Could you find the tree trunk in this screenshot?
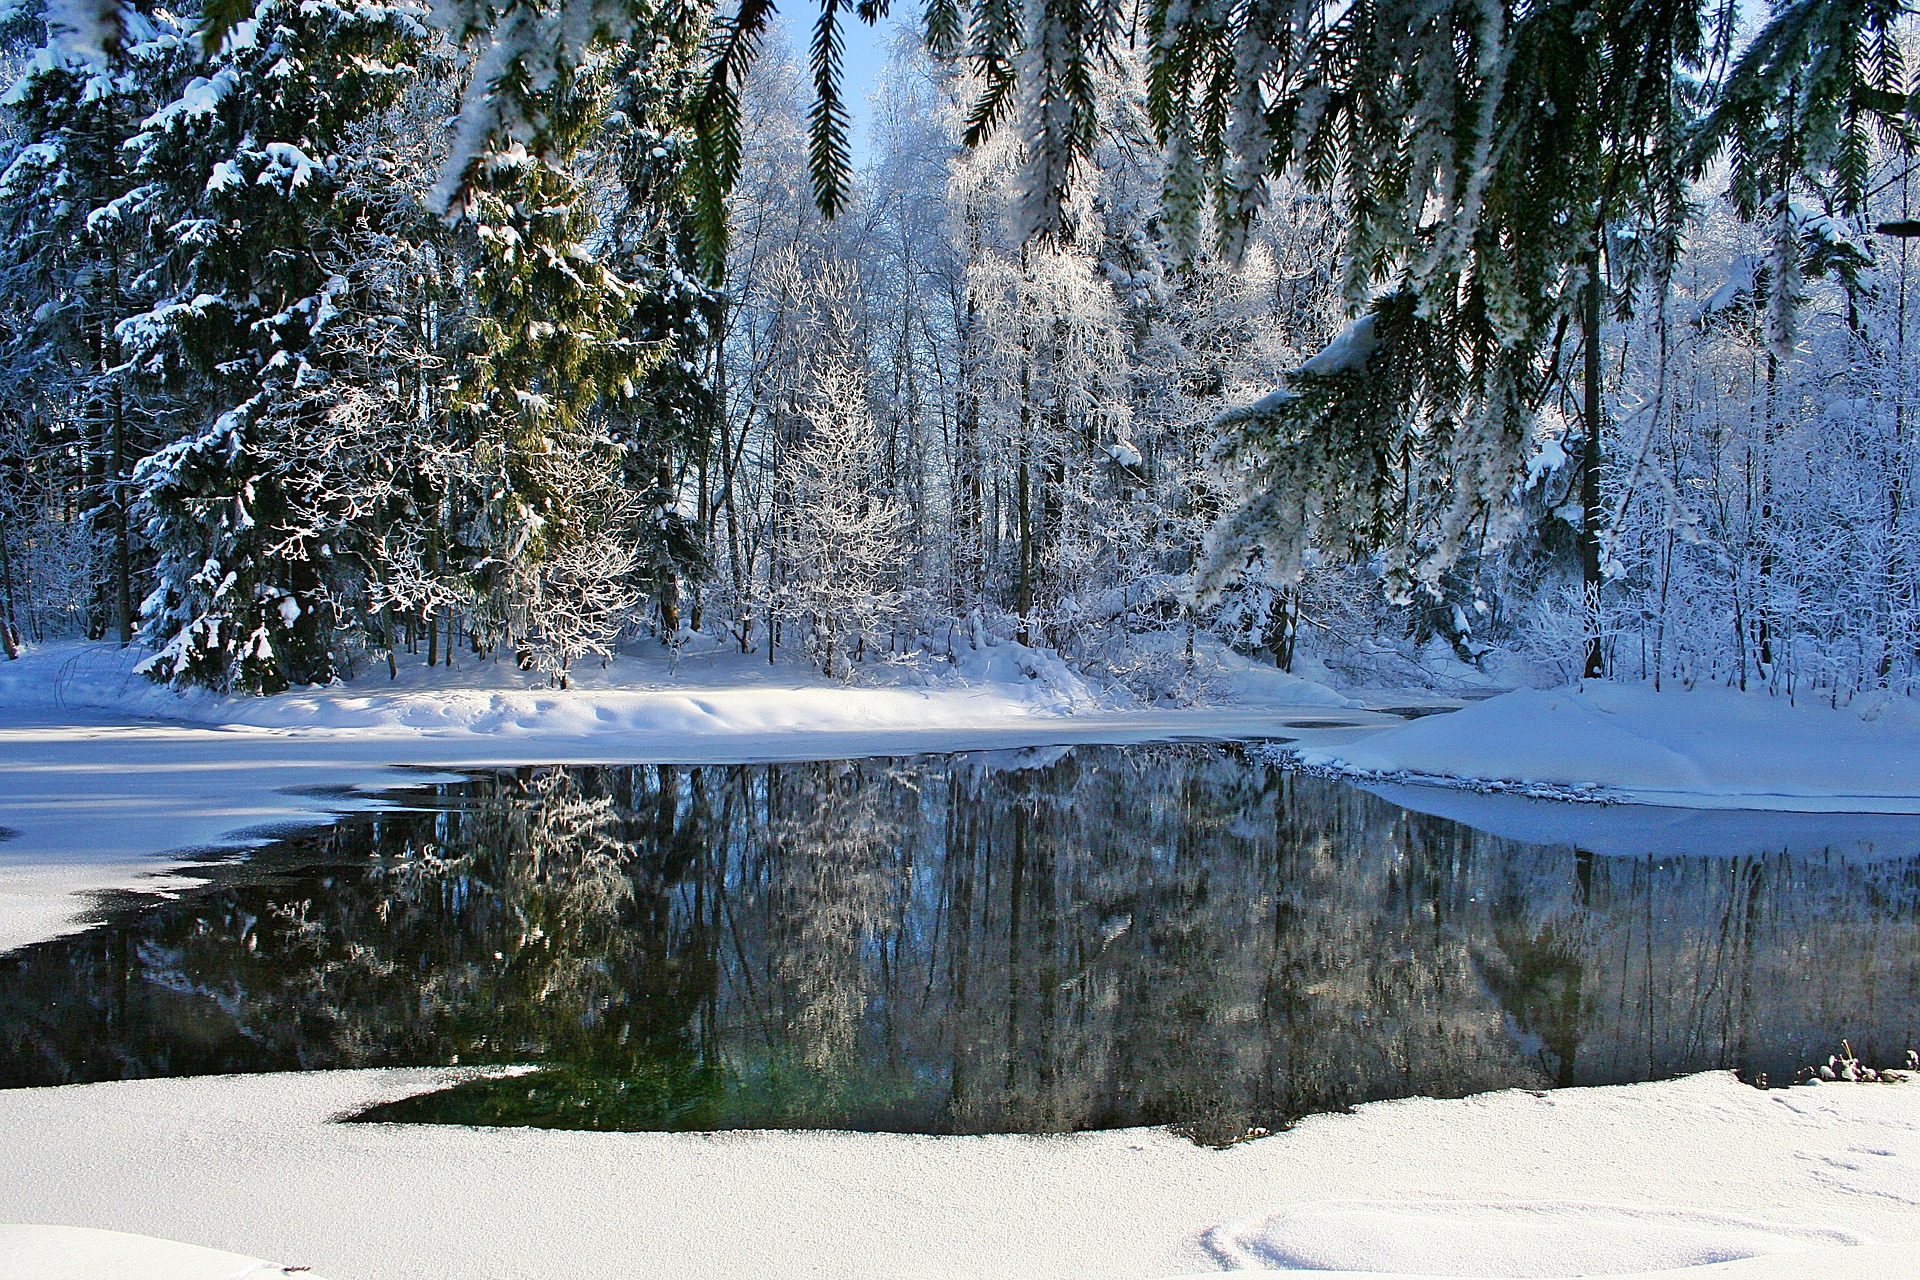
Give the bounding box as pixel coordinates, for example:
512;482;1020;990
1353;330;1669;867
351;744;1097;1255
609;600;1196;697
1015;454;1033;645
661;571;681;638
0;515;19;658
1581;245;1607;680
110;372;131;646
1269;588;1298;671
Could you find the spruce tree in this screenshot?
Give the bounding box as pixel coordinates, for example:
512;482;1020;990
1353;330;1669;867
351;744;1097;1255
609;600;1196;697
434;29;666;676
124;0;430;691
0;1;189;644
597;6;719;638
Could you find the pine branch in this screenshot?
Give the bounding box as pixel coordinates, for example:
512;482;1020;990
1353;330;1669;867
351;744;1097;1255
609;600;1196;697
690;0;778;277
922;0;961;56
810;0;854;218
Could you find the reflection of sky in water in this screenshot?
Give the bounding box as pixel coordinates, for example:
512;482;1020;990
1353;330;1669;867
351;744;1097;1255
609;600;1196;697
0;744;1914;1142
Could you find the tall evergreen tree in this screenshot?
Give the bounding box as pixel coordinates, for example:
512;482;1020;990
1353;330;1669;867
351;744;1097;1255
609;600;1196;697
0;1;188;644
432;28;667;676
598;5;720;637
124;0;431;691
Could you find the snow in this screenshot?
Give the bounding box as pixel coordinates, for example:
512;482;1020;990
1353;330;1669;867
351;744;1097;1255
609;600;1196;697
1204;1201;1865;1276
141;68;241;134
0;1224;325;1280
0;141;59;197
0;1067;1914;1279
1295;681;1920;813
257;142;321;190
1297;311;1378;377
0;635;1359;740
42;0;133;61
1364;782;1920;861
0;640;1384;954
1699;253;1759;319
205;160;244;194
1525;430;1571;487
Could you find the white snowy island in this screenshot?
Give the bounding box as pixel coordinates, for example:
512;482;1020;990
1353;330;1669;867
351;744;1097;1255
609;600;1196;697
1;640;1916;1280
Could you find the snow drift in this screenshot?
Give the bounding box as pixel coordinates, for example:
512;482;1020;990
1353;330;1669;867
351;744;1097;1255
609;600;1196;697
0;1067;1914;1280
1296;681;1920;812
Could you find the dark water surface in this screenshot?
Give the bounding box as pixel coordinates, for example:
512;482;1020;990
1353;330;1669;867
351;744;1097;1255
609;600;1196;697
2;744;1915;1142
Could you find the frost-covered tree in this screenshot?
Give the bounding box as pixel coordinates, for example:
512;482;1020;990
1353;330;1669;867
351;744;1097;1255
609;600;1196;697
120;0;431;691
430;3;716;672
596;10;721;639
440;130;647;652
949;74;1130;644
781;359;904;678
251;68;476;674
679;0;1919;683
0;0;189;645
1579;179;1920;698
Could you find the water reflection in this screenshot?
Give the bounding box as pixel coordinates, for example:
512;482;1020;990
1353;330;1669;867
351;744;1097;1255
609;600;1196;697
1;745;1914;1142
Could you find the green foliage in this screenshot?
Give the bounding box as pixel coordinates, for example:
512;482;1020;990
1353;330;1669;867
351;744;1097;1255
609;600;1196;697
0;5;193;642
0;0;724;689
599;15;722;607
452;136;647;561
436;5;713;656
126;0;432;691
687;0;774;276
1695;0;1914;354
1199;292;1525;603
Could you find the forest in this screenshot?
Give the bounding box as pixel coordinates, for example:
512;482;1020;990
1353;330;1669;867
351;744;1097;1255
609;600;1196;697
1;0;1916;703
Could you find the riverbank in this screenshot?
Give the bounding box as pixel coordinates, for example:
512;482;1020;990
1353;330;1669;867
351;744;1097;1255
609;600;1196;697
0;1067;1913;1279
0;635;1361;735
1294;681;1920;813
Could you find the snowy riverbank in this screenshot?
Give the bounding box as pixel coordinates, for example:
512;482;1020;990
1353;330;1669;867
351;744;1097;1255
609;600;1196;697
0;1067;1914;1280
1295;681;1920;813
4;651;1919;1280
0;635;1359;736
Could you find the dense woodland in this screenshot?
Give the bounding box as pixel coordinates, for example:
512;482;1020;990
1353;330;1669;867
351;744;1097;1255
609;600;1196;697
1;0;1917;700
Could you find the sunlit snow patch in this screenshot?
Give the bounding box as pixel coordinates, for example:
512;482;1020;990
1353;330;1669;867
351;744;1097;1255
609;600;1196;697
0;1223;326;1279
1200;1199;1866;1277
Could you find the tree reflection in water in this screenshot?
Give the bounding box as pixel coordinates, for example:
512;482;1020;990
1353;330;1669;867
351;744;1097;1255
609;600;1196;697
0;745;1914;1142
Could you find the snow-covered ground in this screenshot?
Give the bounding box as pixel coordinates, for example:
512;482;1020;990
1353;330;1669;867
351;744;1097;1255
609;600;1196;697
1365;781;1920;862
0;635;1357;736
0;640;1390;954
0;1224;321;1280
0;1067;1913;1280
1296;681;1920;813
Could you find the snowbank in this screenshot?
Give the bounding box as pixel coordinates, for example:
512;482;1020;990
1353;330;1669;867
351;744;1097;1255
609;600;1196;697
1203;1201;1877;1278
1296;681;1920;812
0;638;1122;736
0;637;1359;736
1365;781;1920;861
0;1067;1913;1280
0;1224;327;1280
0;636;1355;739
